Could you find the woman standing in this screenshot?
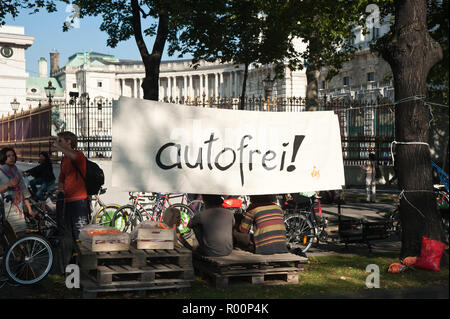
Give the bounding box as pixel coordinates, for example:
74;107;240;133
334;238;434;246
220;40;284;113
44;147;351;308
0;148;35;236
362;153;377;203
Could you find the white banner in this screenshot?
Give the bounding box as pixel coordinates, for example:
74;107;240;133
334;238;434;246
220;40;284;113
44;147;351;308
112;97;345;195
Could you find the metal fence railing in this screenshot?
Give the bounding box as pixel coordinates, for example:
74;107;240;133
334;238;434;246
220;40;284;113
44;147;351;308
0;95;395;165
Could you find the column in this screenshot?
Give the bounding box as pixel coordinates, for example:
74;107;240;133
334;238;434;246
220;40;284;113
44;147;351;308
220;73;224;97
120;79;124;96
183;75;188;100
189;75;193;98
199;74;203;98
157;78;161;100
205;74;209;98
168;77;172;100
174;77;178;100
141;78;144;99
234;72;238;97
215;73;219;97
229;72;232;97
137;78;141;98
133;78;137;98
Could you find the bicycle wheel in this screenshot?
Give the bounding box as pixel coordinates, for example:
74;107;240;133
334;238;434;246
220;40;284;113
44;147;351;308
189;200;205;214
170;203;195;240
112;205;142;233
92;204;121;226
4;235;53;285
284;213;315;253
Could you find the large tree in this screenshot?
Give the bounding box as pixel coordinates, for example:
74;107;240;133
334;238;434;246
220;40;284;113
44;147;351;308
284;0;372;110
172;0;297;110
69;0;193;101
375;0;444;257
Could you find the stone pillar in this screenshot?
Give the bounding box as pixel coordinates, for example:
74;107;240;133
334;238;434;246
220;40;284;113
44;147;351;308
168;77;172;100
205;74;209;98
199;74;203;98
120;79;124;96
229;72;233;97
234;72;238;97
189;75;193;98
133;78;138;98
183;75;188;100
220;73;224;97
174;76;178;100
215;73;219;97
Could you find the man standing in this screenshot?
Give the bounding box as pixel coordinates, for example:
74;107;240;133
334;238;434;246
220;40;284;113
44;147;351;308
188;195;234;257
53;131;89;240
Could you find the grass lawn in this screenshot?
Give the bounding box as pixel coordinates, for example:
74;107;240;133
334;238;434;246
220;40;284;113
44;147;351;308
3;253;447;299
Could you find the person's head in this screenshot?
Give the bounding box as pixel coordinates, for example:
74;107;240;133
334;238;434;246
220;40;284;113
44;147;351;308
162;207;181;228
57;131;77;149
0;147;17;166
39;151;51;164
202;194;223;208
249;194;276;205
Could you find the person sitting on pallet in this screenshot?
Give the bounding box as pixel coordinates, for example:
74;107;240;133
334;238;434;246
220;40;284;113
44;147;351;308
237;195;288;255
187;194;235;257
162;207;195;251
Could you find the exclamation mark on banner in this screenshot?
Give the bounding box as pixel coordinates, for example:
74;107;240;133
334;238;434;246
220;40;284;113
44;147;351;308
286;135;305;172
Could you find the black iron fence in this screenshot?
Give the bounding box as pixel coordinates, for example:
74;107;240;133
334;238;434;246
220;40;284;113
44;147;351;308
0;96;394;165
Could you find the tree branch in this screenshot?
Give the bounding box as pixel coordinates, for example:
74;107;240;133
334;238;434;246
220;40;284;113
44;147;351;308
130;0;150;59
139;7;150;18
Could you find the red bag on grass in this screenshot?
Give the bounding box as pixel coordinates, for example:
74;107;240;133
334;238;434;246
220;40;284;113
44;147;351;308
414;236;446;272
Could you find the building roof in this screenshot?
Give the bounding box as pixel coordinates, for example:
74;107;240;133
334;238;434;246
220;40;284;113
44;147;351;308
64;51;120;68
26;77;64;96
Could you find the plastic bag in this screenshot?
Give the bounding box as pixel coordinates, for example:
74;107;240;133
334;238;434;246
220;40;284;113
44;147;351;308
388;263;406;274
402;256;417;267
414;236;446;272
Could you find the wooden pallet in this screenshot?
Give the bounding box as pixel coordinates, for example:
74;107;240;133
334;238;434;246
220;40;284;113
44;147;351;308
193;249;308;288
78;245;147;270
141;247;193;267
79;246;194;298
80;276;192;298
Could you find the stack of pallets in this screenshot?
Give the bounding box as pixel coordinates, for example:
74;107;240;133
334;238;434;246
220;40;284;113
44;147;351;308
193;249;308;288
79;245;194;298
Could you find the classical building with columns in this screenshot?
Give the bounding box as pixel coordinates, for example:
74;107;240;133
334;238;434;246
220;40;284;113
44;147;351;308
48;50;308;103
0;25;34;116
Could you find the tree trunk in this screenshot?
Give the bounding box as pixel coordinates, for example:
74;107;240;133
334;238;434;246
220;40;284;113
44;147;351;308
239;62;249;110
305;66;320;111
305;26;320;111
131;0;168;101
380;0;444;257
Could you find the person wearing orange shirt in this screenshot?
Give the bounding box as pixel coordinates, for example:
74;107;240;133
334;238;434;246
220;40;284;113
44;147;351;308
53;131;89;240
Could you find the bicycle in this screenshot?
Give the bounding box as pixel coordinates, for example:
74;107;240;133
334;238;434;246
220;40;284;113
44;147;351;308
89;187;122;227
282;194;328;253
111;192;195;238
1;194;54;286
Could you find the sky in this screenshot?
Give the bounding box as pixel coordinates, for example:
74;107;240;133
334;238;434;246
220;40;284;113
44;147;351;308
4;2;190;77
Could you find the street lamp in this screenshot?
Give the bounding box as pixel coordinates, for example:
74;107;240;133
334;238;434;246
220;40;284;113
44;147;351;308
10;98;20;112
262;73;274;111
44;80;56;105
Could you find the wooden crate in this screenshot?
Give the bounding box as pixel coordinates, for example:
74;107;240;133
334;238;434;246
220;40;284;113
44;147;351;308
136;227;175;250
79;232;130;252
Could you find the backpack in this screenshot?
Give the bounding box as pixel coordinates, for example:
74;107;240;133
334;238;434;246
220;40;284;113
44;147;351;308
72;157;105;195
